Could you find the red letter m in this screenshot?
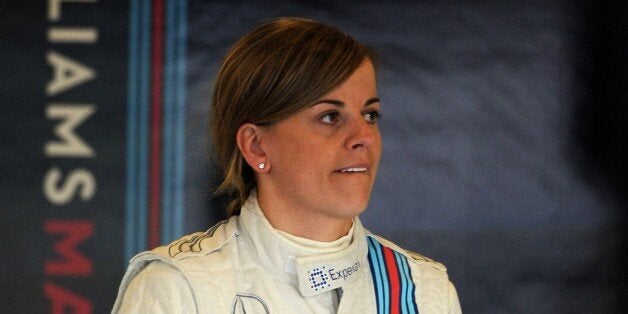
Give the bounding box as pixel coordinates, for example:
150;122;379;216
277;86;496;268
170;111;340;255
45;220;94;276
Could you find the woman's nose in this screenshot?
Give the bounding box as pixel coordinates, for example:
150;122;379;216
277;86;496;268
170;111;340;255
346;117;378;150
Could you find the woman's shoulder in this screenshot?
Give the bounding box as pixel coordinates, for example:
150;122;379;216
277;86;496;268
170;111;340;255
364;233;461;313
130;216;239;265
120;217;241;294
112;218;241;312
364;233;448;274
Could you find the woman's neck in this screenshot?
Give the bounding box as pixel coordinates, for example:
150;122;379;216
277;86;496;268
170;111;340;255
276;224;353;252
255;189;354;242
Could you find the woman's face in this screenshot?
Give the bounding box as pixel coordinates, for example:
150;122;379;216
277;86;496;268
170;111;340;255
259;59;381;223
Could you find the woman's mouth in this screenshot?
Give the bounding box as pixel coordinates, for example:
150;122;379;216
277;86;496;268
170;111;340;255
340;167;368;173
335;163;370;173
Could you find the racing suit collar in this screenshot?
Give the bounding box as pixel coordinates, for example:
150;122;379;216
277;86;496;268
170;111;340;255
239;192;369;297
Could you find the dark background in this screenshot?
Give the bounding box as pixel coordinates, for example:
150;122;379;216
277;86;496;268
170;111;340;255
1;1;626;312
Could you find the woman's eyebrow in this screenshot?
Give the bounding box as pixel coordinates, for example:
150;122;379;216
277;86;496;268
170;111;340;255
311;97;380;107
365;97;380;107
312;99;345;107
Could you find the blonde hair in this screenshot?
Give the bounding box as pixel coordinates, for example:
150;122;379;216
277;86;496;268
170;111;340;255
210;17;376;216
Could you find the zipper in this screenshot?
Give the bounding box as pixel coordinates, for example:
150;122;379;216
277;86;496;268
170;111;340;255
333;288;343;312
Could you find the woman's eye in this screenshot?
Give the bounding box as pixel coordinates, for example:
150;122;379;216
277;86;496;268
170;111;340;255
320;112;339;124
364;111;380;123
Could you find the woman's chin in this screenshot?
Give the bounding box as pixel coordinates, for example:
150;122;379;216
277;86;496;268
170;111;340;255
325;197;370;220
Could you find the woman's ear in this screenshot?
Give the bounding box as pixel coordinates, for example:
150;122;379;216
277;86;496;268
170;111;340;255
236;123;269;172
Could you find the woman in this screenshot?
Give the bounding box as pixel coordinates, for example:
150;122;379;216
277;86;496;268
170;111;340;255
113;17;461;313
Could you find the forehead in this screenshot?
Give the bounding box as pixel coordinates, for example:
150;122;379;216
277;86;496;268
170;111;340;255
318;60;377;100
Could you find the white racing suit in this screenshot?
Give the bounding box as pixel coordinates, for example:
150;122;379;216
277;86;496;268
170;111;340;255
113;194;461;313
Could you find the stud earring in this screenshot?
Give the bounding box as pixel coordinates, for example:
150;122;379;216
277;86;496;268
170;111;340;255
257;162;265;170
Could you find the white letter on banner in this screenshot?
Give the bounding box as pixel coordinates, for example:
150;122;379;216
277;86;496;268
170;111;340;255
46;51;96;96
48;27;98;43
44;168;96;205
45;104;95;157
